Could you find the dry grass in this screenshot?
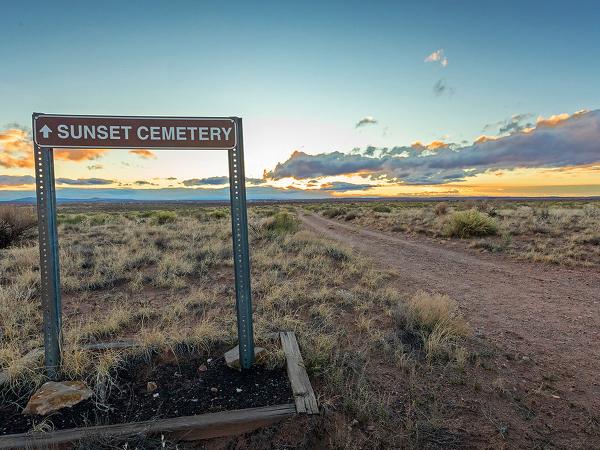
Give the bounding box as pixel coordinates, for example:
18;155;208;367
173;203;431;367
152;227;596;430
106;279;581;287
0;204;477;448
394;291;469;362
312;199;600;266
443;209;498;238
0;205;37;249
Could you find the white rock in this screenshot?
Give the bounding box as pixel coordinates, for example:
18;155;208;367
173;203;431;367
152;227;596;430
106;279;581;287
224;345;267;370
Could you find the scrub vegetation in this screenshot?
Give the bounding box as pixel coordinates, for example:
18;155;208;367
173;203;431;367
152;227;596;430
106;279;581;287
309;199;600;266
0;205;36;249
0;202;513;448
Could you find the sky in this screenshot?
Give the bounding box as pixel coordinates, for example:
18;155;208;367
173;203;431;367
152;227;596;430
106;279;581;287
1;0;600;200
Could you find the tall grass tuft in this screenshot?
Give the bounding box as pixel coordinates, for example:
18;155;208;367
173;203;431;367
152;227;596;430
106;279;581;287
443;209;498;238
394;291;469;361
0;206;36;249
263;211;298;234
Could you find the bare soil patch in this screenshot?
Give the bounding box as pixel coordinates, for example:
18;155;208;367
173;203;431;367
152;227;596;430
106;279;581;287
0;350;292;436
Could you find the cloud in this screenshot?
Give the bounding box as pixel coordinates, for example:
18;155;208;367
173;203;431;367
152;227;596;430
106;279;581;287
56;177;114;186
0;128;34;168
433;79;454;97
319;181;374;192
1;127;109;169
129;149;156;159
87;164;104;170
355;117;378;128
134;180;158;186
182;176;266;186
54;149;108;162
484;113;534;135
246;177;267;185
411;140;449;151
265;110;600;185
0;174;35;186
0;129;30;152
425;49;448;67
183;176;229;186
536;110;587;128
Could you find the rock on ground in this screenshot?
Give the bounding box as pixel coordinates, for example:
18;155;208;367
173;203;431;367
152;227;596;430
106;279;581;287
22;381;93;416
224;345;267;370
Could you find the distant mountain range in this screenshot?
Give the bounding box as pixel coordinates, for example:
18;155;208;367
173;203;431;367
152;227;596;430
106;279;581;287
2;193;599;205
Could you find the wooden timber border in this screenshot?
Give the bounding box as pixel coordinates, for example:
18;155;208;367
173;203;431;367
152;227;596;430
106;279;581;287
0;331;318;449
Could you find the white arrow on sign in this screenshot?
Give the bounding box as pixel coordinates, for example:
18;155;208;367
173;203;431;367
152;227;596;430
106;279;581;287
40;125;52;139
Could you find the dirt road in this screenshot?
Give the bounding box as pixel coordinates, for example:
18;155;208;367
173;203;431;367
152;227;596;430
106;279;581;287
301;212;600;447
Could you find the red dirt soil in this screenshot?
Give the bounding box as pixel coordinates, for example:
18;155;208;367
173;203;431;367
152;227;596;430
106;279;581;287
301;212;600;448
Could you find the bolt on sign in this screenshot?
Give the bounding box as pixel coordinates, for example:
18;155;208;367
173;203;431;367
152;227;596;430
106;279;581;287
32;113;254;378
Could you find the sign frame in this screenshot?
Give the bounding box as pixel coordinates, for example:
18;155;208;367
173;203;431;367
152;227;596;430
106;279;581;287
32;113;255;379
33;114;238;150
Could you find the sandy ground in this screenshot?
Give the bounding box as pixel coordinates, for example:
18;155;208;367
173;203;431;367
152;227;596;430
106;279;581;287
301;212;600;448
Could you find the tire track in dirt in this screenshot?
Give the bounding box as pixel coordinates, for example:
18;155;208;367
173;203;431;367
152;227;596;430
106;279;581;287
301;212;600;445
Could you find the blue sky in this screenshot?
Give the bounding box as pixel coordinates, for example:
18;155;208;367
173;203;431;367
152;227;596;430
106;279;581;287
1;0;600;199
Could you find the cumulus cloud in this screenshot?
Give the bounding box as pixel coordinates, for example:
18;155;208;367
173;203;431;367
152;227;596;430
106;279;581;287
129;149;156;159
355;117;378;128
134;180;157;186
0;174;35;186
411;140;449;151
265;110;600;185
425;49;448;67
56;178;114;186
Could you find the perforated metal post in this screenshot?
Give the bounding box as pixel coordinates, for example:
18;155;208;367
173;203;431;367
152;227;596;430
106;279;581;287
33;143;62;380
228;117;255;369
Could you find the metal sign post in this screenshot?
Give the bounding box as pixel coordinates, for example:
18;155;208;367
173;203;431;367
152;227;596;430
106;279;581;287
228;118;255;368
33;144;62;380
32;113;256;376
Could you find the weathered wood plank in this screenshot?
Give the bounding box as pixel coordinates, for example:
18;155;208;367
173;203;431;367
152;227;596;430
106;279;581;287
280;331;319;415
0;403;297;449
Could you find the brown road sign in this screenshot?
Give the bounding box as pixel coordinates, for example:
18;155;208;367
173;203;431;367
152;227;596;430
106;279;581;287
33;114;237;150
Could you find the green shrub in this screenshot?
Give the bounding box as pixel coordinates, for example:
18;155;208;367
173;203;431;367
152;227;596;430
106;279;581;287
443;209;498;238
209;209;228;220
89;214;111;226
264;212;298;234
59;214;87;225
0;206;37;248
322;207;347;219
137;211;155;218
373;205;392;213
152;211;177;225
255;207;279;218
